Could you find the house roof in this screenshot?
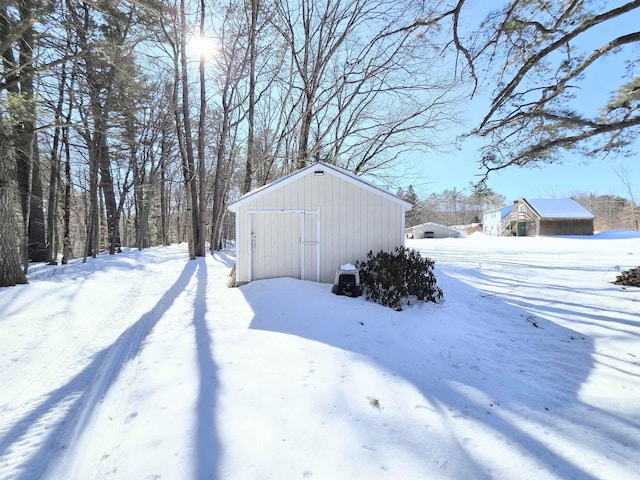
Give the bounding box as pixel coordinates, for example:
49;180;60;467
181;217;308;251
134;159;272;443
228;162;413;210
499;205;515;219
523;198;595;220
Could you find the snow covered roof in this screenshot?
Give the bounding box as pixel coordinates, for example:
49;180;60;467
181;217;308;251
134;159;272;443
408;222;455;230
228;161;412;210
523;198;595;219
499;205;515;219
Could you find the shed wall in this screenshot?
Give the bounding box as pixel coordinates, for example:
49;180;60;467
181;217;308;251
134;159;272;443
235;172;406;284
410;223;458;239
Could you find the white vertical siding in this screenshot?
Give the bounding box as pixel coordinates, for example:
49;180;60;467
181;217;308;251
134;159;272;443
233;168;407;285
483;210;504;236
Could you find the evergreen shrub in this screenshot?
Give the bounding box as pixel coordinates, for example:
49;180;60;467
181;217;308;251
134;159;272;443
356;246;443;310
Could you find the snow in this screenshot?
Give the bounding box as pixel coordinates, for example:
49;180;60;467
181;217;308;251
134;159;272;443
525;198;595;219
339;263;357;271
1;233;639;480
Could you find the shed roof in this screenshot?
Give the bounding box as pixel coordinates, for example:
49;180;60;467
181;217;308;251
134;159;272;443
228;161;412;210
409;222;453;230
523;198;595;219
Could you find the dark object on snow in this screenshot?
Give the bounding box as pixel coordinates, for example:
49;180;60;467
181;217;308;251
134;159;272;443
614;266;640;287
331;267;361;297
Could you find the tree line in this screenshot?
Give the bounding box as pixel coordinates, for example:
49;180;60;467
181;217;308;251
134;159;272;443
398;185;506;227
573;193;639;232
400;185;639;232
1;0;638;287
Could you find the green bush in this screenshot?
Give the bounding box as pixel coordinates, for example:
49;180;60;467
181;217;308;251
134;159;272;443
356;247;443;310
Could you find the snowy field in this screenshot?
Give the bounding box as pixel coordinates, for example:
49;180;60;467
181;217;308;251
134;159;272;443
1;232;639;480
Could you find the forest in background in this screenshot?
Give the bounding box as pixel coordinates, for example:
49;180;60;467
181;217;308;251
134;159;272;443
399;185;640;232
1;0;639;286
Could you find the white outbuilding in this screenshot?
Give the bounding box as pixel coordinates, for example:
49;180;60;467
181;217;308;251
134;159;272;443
405;222;459;239
228;162;412;286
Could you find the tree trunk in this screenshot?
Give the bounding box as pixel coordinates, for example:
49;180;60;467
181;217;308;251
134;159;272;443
210;107;229;253
95;121;120;255
196;0;207;256
172;73;194;259
0;123;28;286
243;0;258;194
1;2;42;267
133;176;149;249
61;126;72;264
28;140;47;261
18;0;46;263
84;136;100;261
48;50;69;264
180;0;200;258
298;90;313;170
160;128;170;246
47;125;61;264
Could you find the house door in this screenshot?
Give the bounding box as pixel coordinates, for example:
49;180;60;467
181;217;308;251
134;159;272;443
251;212;301;281
517;221;527;236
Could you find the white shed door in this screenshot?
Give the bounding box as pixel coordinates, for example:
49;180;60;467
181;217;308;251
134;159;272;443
251;212;301;280
301;210;319;281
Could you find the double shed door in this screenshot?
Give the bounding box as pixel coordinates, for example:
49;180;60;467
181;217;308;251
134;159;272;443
250;210;319;282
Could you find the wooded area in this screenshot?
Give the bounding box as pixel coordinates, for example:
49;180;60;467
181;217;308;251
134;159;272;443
400;186;639;232
1;0;638;287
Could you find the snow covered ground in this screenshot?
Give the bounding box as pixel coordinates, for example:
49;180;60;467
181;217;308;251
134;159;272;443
1;232;639;480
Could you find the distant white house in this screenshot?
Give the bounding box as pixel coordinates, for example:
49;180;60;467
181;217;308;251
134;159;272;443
405;222;459;239
228;162;412;286
483;205;515;236
484;199;595;236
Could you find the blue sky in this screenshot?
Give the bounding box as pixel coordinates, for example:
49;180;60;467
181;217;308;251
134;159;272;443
397;1;639;204
408;131;638;203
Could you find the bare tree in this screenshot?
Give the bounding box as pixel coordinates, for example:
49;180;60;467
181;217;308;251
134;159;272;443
196;0;208;256
179;0;202;257
155;0;204;259
242;0;259;194
573;192;634;231
615;161;639;230
268;0;462;175
44;31;75;265
210;0;252;251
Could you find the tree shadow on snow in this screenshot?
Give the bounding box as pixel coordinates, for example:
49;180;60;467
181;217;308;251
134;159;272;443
437;265;640;337
0;247;188;321
212;250;235;268
0;260;220;480
242;273;636;479
193;259;220;480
